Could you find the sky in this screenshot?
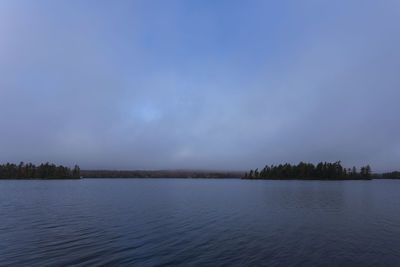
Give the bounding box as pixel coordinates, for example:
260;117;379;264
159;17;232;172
0;0;399;172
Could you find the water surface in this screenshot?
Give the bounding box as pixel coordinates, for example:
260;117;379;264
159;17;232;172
1;179;400;266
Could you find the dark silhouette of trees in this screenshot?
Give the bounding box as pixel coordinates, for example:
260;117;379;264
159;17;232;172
380;171;400;179
0;162;80;179
73;165;80;177
79;170;244;179
243;161;372;180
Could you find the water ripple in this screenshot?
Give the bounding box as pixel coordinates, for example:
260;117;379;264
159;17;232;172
1;179;400;266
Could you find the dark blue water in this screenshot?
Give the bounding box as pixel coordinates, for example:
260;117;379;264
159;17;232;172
1;179;400;266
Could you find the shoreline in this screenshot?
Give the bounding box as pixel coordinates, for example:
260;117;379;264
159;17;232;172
1;177;398;180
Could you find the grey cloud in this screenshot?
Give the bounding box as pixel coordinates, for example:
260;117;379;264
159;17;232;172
0;1;399;171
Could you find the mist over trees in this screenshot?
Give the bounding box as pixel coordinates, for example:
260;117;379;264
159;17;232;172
0;162;80;179
80;170;243;179
244;161;372;180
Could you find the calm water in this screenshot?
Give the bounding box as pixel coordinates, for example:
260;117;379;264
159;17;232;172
1;179;400;266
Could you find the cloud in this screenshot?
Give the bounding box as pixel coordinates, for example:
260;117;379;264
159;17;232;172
0;0;399;171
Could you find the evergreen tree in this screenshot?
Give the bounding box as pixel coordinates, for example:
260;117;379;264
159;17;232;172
242;161;371;180
73;165;81;178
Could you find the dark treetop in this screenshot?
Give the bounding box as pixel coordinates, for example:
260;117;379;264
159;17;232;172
244;161;372;180
0;162;80;179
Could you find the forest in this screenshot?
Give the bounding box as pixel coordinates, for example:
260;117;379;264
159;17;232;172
0;162;80;179
80;170;244;179
243;161;372;180
2;161;398;180
379;171;400;179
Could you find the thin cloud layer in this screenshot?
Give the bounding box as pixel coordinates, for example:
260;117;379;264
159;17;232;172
0;1;399;171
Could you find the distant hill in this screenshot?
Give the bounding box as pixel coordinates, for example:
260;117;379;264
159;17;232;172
80;170;244;179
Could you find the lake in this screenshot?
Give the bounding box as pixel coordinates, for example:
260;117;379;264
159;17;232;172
1;179;400;266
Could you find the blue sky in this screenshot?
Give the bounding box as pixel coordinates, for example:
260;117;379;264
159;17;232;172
1;0;399;171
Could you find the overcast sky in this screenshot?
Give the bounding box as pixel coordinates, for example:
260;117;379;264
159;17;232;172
0;0;399;171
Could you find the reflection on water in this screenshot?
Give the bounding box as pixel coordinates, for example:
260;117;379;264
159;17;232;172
1;179;400;266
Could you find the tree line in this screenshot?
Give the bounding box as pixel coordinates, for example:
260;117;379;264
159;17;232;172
0;162;80;179
243;161;372;180
379;171;400;179
80;170;244;179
